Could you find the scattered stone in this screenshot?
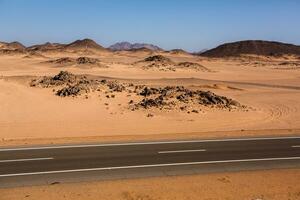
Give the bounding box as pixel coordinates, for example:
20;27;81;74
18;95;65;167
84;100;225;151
100;79;107;84
180;106;187;111
107;81;126;92
129;100;134;104
140;87;160;96
50;182;60;185
147;113;154;117
56;83;89;97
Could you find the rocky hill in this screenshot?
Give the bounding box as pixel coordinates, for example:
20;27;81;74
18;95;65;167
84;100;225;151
27;42;65;51
0;41;26;51
65;38;105;50
200;40;300;57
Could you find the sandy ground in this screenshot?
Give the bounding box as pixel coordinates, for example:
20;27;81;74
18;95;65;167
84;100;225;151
1;52;300;199
0;52;300;146
1;169;300;200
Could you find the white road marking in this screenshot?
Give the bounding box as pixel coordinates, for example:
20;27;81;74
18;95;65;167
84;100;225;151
292;145;300;148
158;149;206;154
0;136;300;152
0;157;53;163
1;156;300;177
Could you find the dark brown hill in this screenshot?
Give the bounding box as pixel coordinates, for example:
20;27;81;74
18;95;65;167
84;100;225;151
200;40;300;57
65;39;105;50
0;41;26;51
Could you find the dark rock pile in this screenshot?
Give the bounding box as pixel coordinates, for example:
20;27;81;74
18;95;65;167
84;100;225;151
144;55;173;63
56;83;90;97
106;81;126;92
30;71;79;87
30;71;95;97
177;62;210;71
131;86;242;111
30;71;128;97
76;57;99;64
30;71;244;111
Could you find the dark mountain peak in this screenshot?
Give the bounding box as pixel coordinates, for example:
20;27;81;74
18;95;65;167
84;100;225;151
201;40;300;57
8;41;26;50
66;38;104;50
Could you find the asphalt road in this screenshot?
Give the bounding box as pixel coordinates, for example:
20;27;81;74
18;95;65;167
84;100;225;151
1;136;300;188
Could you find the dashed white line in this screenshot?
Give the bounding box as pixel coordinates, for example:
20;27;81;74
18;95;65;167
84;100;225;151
292;145;300;148
0;136;300;152
1;156;300;177
158;149;206;154
0;157;54;163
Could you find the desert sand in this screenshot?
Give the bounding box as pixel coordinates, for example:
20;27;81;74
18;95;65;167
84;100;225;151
1;43;300;200
1;169;300;200
1;49;300;146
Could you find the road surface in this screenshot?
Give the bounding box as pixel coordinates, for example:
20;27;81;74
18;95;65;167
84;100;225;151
1;136;300;188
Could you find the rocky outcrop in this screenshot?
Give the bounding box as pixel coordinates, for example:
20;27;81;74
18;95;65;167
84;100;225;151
30;71;244;111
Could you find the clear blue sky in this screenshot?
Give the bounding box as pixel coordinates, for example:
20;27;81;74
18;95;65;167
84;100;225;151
0;0;299;52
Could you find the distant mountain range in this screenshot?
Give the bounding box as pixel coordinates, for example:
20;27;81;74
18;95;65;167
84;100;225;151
1;39;300;57
27;39;105;52
109;42;163;51
200;40;300;57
